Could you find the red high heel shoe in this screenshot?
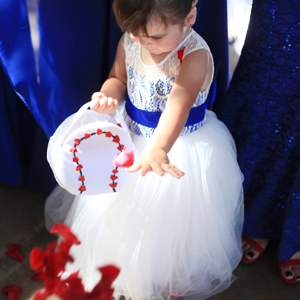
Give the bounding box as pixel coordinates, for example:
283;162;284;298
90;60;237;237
278;259;300;284
241;235;266;264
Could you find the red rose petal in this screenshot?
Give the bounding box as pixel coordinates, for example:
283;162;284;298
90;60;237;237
50;224;80;265
105;131;112;137
1;285;22;300
110;175;118;181
117;145;124;151
76;164;83;171
78;185;86;192
6;251;24;263
112;147;134;168
30;247;47;271
98;265;120;287
50;224;80;247
112;135;120;143
44;252;63;278
8;244;21;252
109;182;118;188
56;271;85;299
78;176;85;181
89;265;120;298
46;241;57;250
112;169;119;174
6;245;24;263
28;224;120;300
85;133;91;139
74;138;81;146
97;128;103;135
73;157;79;162
177;46;186;65
69;147;77;153
117;123;122;127
31;273;43;280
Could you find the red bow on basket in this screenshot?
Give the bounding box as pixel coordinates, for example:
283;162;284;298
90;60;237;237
29;223;120;300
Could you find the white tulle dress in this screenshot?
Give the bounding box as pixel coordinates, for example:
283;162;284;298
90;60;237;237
45;29;244;300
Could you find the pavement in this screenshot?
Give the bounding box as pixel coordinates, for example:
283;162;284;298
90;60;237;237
0;182;299;300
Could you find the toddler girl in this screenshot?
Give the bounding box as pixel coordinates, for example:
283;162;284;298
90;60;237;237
46;0;244;299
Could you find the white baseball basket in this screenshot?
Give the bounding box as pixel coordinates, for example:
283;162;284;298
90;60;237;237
47;102;135;196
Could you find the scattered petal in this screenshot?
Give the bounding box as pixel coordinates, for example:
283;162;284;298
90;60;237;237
6;245;24;263
31;273;43;280
8;244;21;252
44;252;63;278
30;224;120;300
89;266;120;299
1;285;22;300
51;223;81;257
112;147;134;167
30;247;47;272
46;241;58;251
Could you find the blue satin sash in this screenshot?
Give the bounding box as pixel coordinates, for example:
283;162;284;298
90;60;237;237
125;81;216;129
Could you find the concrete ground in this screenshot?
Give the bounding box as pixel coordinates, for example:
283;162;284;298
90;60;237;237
0;183;299;300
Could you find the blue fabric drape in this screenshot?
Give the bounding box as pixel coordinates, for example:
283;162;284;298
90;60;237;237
0;0;229;193
194;0;230;113
0;65;53;193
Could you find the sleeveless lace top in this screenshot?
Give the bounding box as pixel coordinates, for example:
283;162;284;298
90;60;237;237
124;29;214;138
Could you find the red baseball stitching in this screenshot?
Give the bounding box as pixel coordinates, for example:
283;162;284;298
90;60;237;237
70;128;124;194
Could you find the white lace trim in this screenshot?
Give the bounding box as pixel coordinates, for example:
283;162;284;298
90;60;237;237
124;29;214;137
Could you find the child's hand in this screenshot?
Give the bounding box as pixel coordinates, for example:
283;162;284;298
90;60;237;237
126;147;184;179
90;92;119;114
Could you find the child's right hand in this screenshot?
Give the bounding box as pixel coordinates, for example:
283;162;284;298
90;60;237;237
90;92;119;114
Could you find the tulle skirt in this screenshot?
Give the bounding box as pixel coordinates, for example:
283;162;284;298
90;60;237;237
45;110;244;300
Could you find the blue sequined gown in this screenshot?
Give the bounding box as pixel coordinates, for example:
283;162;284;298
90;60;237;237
217;0;300;260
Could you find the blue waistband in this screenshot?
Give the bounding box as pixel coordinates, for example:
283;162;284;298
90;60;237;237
125;81;216;129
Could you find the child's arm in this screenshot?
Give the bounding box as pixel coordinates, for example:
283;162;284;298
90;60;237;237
90;34;127;114
127;49;212;178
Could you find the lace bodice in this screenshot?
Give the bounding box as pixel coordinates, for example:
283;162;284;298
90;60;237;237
124;29;214;137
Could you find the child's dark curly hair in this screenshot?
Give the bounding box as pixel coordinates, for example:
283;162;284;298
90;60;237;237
113;0;198;37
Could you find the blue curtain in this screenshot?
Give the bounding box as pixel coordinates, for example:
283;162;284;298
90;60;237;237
0;0;229;193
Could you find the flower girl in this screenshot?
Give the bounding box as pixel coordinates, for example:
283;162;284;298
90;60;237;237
46;0;244;299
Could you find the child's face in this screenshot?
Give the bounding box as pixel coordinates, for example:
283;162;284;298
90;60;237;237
129;16;189;56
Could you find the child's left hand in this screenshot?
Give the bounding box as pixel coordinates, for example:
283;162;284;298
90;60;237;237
126;147;184;179
90;92;119;114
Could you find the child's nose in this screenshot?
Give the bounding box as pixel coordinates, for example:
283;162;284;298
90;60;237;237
139;37;152;47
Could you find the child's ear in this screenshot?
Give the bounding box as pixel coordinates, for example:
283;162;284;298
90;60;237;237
185;6;197;27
